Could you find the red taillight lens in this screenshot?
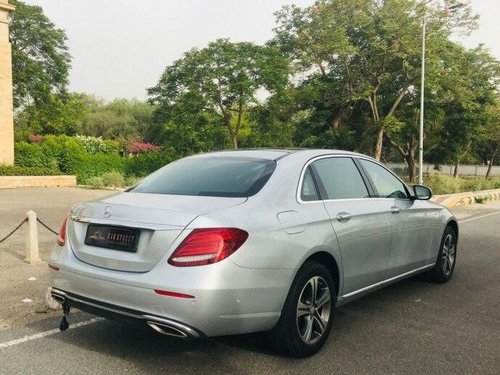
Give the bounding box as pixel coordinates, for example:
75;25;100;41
168;228;248;267
56;218;68;246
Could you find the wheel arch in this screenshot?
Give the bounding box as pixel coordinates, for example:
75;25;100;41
446;219;459;241
303;251;340;297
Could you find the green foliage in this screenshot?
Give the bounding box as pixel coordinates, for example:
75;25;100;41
424;174;500;195
148;39;289;149
61;152;125;184
101;171;125;188
75;135;116;153
14;135;124;183
78;99;155;140
15;93;89;135
13;135;168;183
85;176;105;189
10;0;71;111
123;153;171;177
0;165;60;176
424;174;462;194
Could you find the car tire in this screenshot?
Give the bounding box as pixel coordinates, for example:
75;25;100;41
425;226;458;283
267;261;336;357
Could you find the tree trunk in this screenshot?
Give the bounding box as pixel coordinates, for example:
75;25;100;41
374;127;384;160
224;117;238;149
485;146;498;179
453;159;459;178
231;134;238;149
406;154;417;183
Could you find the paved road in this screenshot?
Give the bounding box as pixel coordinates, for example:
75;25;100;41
0;199;499;374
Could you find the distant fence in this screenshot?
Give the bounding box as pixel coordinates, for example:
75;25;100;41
386;163;500;177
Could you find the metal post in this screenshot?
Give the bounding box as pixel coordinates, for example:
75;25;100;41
25;210;41;264
419;17;426;185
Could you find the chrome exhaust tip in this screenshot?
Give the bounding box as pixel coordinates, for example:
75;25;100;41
50;289;67;304
146;321;189;338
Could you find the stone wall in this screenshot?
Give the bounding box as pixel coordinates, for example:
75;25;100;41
0;0;15;165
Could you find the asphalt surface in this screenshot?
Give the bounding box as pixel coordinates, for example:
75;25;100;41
0;187;112;329
0;194;499;374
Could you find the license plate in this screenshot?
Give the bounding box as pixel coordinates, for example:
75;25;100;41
84;225;140;252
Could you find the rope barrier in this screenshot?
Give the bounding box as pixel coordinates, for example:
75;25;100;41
0;216;59;245
0;218;28;244
36;218;58;235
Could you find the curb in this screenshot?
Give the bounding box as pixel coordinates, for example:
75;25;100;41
432;189;500;208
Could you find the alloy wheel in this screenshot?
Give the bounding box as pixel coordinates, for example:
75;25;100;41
296;276;331;344
442;233;456;275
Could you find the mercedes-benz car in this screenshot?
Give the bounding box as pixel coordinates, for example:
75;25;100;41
49;149;458;357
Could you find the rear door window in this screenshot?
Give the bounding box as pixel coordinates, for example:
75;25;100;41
311;157;369;200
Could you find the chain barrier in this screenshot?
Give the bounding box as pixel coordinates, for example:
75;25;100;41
36;218;58;235
0;216;59;245
0;218;27;244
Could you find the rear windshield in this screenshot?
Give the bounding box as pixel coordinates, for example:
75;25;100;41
130;156;276;197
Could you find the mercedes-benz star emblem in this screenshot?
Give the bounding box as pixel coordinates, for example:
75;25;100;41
103;206;112;218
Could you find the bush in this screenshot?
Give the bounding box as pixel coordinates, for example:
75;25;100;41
69;153;125;184
75;135;116;154
425;174;500;195
86;176;105;189
125;176;143;187
15;142;57;168
15;135;126;184
124;152;170;177
425;174;462;195
0;165;60;176
14;135;172;183
101;171;125;188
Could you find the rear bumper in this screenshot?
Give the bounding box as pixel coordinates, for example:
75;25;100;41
51;288;203;338
50;244;292;337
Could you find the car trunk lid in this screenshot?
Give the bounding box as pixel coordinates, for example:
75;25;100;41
67;192;246;272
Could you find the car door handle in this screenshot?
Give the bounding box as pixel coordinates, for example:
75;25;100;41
336;212;352;222
390;206;401;214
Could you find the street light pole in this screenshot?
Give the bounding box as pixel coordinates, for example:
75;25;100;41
419;16;426;185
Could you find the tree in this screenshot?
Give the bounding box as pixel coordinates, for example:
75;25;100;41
78;99;155;140
15;92;90;136
480;99;500;179
148;39;289;149
10;0;71;111
423;45;500;178
272;0;477;160
386;44;499;181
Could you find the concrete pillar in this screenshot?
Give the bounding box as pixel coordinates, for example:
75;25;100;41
0;0;15;166
25;210;41;264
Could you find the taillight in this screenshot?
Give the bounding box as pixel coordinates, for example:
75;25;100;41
56;218;68;246
168;228;248;267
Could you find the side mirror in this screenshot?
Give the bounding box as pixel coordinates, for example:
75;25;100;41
413;184;432;200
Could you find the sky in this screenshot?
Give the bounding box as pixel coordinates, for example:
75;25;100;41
20;0;500;101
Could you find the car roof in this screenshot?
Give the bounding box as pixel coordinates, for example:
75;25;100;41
187;148;371;161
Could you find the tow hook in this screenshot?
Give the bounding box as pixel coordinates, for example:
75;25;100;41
59;302;70;331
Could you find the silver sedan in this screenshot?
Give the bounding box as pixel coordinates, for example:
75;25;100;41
49;149;458;357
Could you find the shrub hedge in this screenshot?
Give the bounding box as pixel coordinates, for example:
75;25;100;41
14;135;169;184
0;165;60;176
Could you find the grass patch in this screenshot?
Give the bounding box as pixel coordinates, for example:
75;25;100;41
423;174;500;195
